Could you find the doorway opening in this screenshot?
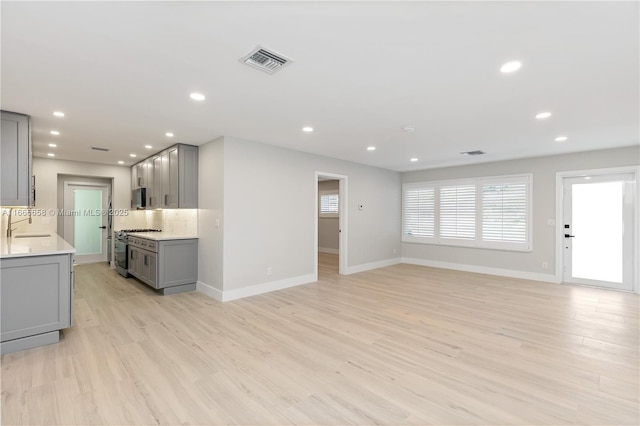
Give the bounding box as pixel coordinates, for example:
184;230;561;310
59;175;113;265
315;172;347;280
556;167;638;292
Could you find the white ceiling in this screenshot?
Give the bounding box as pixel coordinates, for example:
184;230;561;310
2;1;638;172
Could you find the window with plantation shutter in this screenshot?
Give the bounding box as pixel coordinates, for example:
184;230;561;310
439;184;476;240
402;174;531;251
319;191;339;217
482;180;527;243
403;186;435;239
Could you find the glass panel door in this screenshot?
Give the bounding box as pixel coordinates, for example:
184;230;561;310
73;189;103;255
563;174;635;291
63;184;109;264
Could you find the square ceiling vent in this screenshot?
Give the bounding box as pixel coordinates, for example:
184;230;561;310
241;46;293;74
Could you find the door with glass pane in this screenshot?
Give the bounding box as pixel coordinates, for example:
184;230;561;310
563;174;635;291
63;184;109;264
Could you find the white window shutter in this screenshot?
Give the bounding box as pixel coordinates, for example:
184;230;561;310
320;193;339;215
439;184;476;240
482;182;527;243
403;187;435;237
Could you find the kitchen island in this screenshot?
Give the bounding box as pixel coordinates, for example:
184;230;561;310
0;233;75;354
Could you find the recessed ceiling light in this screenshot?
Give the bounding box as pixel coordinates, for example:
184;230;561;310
410;157;419;162
535;112;552;120
165;132;174;138
403;126;416;133
53;111;65;117
302;126;314;133
48;143;57;148
554;136;568;142
190;92;205;101
50;130;60;136
118;161;124;165
129;154;137;158
47;153;55;157
500;60;522;73
145;145;153;149
367;146;376;151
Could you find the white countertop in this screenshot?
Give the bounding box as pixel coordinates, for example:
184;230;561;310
0;233;76;258
126;232;198;241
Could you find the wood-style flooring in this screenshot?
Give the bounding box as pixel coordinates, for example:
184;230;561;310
1;254;638;425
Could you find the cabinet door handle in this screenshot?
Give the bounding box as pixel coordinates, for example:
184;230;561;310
164;194;168;205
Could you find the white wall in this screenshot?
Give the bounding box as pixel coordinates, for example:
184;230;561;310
318;180;339;252
401;145;640;280
197;136;401;299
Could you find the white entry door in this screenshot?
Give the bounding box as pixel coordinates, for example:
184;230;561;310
64;184;109;264
562;173;635;291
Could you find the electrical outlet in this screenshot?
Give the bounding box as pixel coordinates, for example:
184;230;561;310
542;261;549;270
266;266;273;276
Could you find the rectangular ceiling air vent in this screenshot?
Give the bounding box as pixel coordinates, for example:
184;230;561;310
241;46;293;74
460;150;486;156
91;147;110;152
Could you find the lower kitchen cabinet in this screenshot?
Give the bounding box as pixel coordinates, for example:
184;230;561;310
0;253;74;354
128;237;197;295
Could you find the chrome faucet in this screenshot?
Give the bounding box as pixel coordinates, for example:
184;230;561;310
5;208;32;238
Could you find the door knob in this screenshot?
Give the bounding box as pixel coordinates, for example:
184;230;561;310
564;233;575;238
99;226;107;229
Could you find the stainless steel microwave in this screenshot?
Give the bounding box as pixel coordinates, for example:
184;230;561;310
132;188;146;209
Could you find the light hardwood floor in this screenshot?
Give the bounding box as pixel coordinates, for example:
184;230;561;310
2;256;638;425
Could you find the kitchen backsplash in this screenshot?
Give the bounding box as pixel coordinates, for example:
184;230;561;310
147;209;197;234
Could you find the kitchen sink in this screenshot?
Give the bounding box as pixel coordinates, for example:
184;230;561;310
13;233;51;238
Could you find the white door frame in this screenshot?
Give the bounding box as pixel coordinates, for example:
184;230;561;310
555;166;640;293
315;171;348;279
63;181;110;264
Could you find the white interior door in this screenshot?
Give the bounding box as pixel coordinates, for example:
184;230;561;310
562;173;635;291
64;184;109;264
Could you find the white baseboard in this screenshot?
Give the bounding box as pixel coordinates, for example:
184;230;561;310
197;273;316;302
345;257;402;275
318;247;339;254
401;257;560;283
196;281;223;302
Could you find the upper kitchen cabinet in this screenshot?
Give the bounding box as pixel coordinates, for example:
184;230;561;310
131;159;151;190
1;111;31;207
131;144;198;209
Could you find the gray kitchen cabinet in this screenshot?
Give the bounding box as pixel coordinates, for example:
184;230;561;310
162;146;179;208
149;154;162;208
1;111;31;206
128;236;197;295
128;245;142;277
131;160;149;189
129;144;198;209
0;253;73;354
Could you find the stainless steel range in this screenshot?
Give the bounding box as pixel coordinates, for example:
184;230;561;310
114;229;161;277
